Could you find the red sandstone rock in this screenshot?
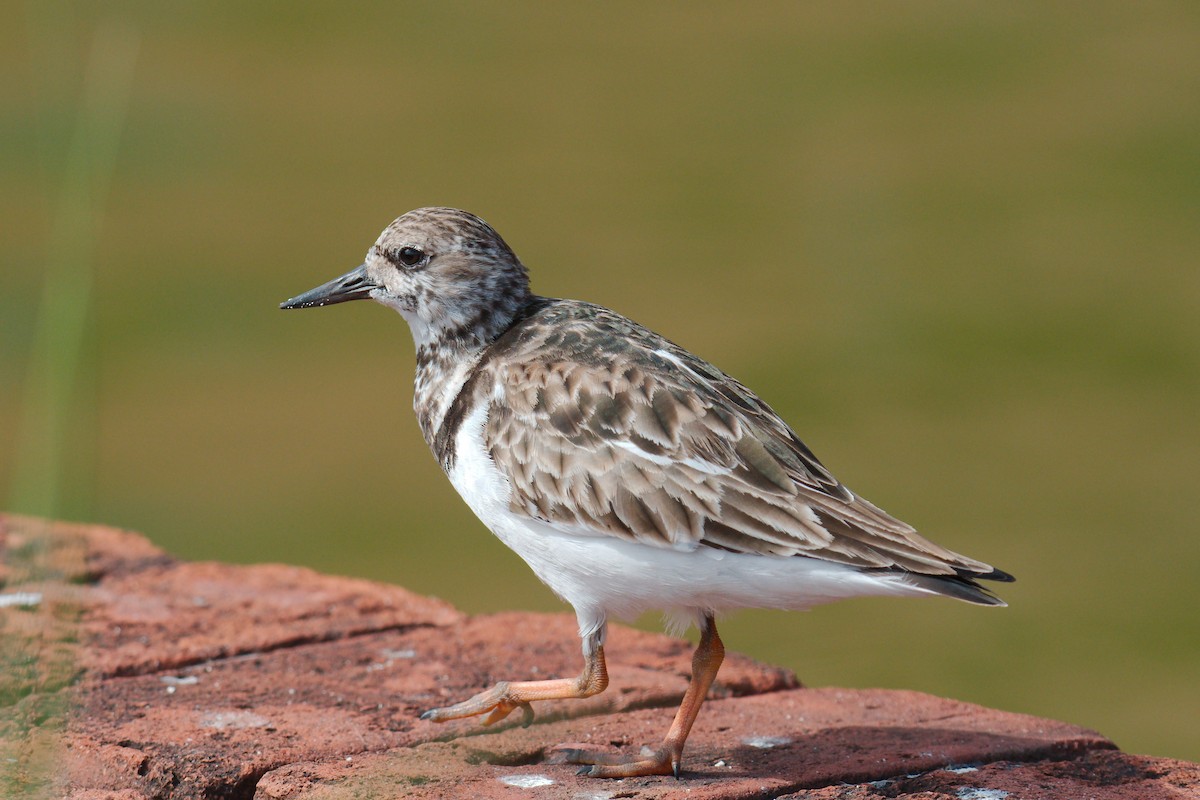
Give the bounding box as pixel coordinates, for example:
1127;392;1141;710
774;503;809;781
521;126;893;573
1;514;1195;799
82;559;463;678
255;687;1120;799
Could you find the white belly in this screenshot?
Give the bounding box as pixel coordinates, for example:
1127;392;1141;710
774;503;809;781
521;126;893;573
445;405;929;638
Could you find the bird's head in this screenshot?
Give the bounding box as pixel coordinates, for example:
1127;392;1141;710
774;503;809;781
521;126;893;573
281;207;532;347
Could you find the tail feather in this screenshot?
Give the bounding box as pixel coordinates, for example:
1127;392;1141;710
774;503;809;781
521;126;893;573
894;566;1014;607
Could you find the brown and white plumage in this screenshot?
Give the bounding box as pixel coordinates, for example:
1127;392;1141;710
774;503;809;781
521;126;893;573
448;298;1006;593
282;206;1012;778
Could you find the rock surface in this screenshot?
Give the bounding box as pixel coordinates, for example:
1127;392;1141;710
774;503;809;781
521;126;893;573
1;514;1196;799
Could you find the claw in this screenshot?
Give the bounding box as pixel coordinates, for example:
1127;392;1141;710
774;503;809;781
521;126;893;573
417;647;608;734
482;698;534;727
546;747;587;765
420;683;542;728
555;745;678;778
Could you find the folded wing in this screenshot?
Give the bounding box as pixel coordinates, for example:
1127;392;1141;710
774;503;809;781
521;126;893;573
477;300;1009;591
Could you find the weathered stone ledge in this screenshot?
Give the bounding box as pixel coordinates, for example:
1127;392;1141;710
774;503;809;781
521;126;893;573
1;514;1195;799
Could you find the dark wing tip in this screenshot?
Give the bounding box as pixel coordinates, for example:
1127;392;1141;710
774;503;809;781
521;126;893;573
898;569;1011;607
972;566;1015;583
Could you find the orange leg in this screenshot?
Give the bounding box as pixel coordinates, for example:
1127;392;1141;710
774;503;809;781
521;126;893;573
559;614;725;778
421;643;609;727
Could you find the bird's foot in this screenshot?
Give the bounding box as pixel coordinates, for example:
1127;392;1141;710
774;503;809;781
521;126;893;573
550;744;681;779
420;681;535;727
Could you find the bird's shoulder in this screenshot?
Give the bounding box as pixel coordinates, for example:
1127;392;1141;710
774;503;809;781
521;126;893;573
480;297;824;465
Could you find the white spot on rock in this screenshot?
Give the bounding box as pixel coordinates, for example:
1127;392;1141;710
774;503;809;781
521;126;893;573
499;774;555;788
160;675;199;686
381;648;417;659
0;592;43;608
946;765;979;774
957;789;1008;800
742;735;792;749
200;711;271;730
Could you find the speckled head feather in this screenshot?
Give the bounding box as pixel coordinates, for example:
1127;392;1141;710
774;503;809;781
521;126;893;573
342;207;535;443
362;207;531;348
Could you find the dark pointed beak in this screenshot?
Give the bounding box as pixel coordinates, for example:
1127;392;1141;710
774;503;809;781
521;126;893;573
280;264;377;309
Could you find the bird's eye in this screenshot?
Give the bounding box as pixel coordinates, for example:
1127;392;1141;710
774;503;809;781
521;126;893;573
392;246;425;268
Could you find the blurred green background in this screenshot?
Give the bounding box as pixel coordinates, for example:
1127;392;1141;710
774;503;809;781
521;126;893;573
3;2;1197;763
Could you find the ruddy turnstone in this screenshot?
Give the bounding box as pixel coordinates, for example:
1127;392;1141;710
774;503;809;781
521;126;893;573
281;207;1012;778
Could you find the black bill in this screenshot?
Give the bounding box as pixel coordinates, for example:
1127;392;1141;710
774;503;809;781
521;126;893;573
280;264;376;309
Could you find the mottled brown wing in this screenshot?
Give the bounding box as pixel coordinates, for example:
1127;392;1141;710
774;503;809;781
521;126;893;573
478;300;994;577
